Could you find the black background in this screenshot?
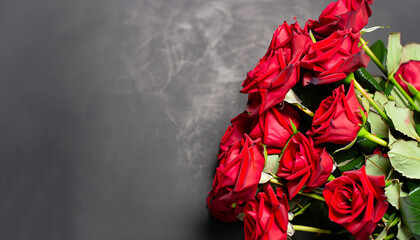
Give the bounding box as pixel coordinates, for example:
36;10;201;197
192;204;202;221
1;0;419;239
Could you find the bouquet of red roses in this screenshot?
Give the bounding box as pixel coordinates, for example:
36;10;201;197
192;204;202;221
206;0;420;239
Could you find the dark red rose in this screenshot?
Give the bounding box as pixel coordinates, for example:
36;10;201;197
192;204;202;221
300;30;369;85
277;132;333;199
241;21;311;116
394;60;420;96
218;112;253;159
207;134;265;222
306;0;374;40
306;81;365;145
244;184;289;240
249;104;300;152
323;166;388;240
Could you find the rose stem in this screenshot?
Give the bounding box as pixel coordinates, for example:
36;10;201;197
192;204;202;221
293;225;332;234
293;202;311;217
348;74;392;125
297;192;325;202
358;126;389;148
360;37;420;112
359;37;387;73
291;103;315;117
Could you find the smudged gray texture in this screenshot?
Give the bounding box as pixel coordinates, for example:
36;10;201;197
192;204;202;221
0;0;418;239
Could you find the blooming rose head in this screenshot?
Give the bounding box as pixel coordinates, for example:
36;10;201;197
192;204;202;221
244;184;289;240
276;132;333;199
394;60;420;96
306;0;374;40
218;112;253;159
323;166;388;240
249;104;300;152
300;30;370;85
265;21;312;59
207;134;265;222
241;21;311;116
241;49;300;116
307;81;366;145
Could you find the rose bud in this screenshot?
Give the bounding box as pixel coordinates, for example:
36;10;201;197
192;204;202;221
306;81;366;145
207;134;265;222
218;112;254;159
394;60;420;96
244;184;289;240
300;30;370;85
306;0;374;40
277;133;333;199
323;166;388;240
249;104;300;152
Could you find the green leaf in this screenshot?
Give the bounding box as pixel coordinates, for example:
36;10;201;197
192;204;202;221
397;221;414;240
370;39;388;66
384;80;396;96
390;85;410;108
365;154;391;176
357;136;380;153
388;128;397;146
400;187;420;237
263;154;280;176
368;111;388;138
388;139;420;179
401;43;420;64
385;179;402;209
384;101;420;141
334;146;364;171
374;91;389;108
334;146;358;162
337;155;364;172
386;32;402;77
354;68;383;92
406;179;420;193
333;137;357;154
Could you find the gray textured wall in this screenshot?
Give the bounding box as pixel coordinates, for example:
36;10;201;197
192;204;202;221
1;0;419;239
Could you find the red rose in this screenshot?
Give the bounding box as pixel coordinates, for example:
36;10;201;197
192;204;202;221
394;60;420;96
264;21;312;59
218;112;253;159
300;30;369;85
241;21;311;116
244;184;289;240
307;81;365;145
207;134;265;222
249;104;300;152
306;0;374;40
323;166;388;240
241;49;300;116
277;132;333;199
